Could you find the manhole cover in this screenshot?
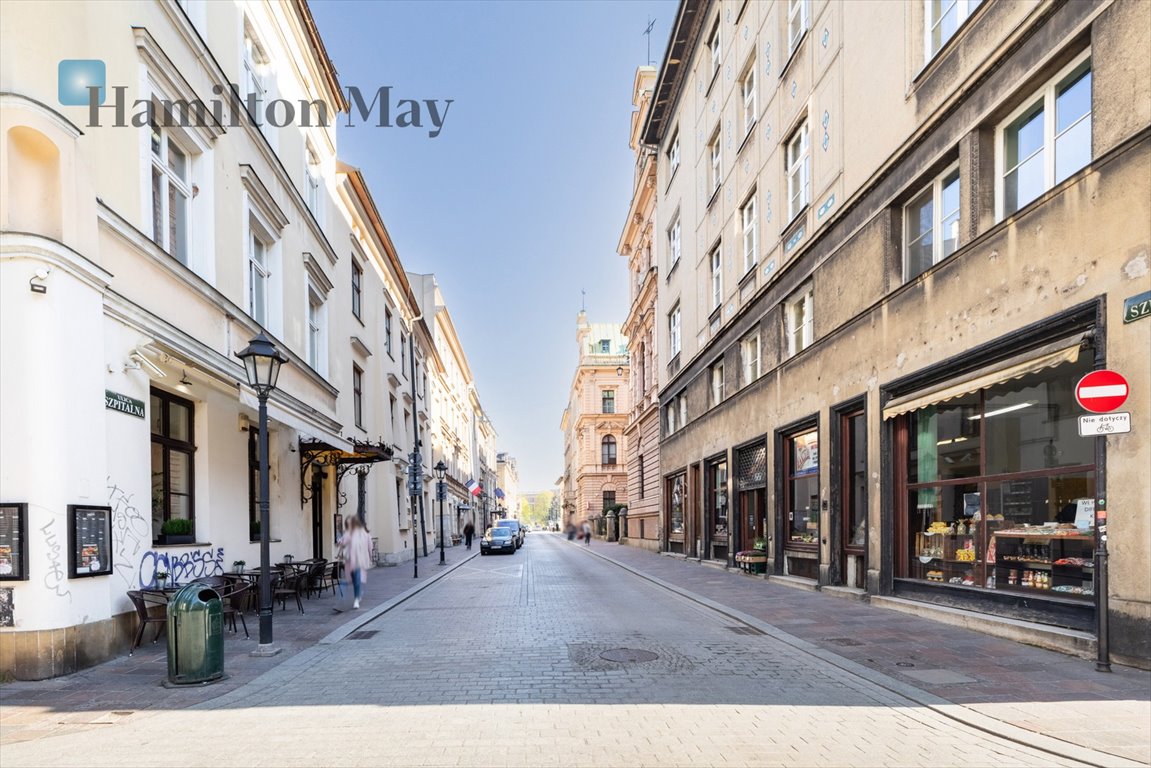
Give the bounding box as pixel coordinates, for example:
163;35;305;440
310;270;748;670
600;648;659;663
824;637;863;647
348;630;378;640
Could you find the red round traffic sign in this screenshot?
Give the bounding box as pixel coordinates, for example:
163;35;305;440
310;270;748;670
1075;370;1129;413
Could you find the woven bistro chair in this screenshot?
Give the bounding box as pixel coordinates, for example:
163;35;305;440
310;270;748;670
272;569;305;613
220;581;252;637
127;590;167;655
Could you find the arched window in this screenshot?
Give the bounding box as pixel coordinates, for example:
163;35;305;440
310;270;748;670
601;435;617;466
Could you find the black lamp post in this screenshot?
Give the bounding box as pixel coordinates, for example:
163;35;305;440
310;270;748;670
235;332;288;655
434;460;447;565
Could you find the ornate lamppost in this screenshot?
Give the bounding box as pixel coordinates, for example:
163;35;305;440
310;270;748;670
434;460;447;565
235;332;288;656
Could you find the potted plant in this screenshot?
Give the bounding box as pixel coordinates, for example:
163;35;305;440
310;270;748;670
232;559;246;573
154;569;170;589
157;518;194;545
753;537;767;551
249;519;260;541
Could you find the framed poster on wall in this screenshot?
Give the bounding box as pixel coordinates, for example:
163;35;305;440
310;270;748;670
68;505;113;578
0;503;29;581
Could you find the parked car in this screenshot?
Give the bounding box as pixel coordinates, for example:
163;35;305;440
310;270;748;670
493;519;525;548
480;526;516;555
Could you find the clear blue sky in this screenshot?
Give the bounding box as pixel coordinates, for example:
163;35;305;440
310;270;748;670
311;0;676;492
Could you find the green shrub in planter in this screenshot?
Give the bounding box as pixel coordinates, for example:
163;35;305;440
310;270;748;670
158;518;194;544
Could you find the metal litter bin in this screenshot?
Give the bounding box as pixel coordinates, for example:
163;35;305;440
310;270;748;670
166;583;224;685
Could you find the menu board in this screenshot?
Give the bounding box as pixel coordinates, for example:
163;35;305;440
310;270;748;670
68;505;113;578
0;503;28;581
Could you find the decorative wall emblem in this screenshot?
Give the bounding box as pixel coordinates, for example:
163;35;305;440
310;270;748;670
791;81;798;98
785;226;805;253
817;194;836;220
822;110;831;152
765;190;773;223
822;28;830;48
743;25;749;40
764;122;772;142
764;259;776;278
764;43;772;76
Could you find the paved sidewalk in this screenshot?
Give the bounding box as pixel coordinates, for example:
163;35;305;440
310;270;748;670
0;546;478;746
578;537;1150;765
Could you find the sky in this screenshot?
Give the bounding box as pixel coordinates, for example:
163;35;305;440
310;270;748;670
310;0;677;492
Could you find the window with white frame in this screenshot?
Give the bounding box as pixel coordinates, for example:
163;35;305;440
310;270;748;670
666;401;677;434
786;121;810;221
708;19;721;81
307;282;326;374
741;191;757;273
785;283;814;357
668;304;682;357
925;0;983;62
149;117;192;265
668;131;680;178
788;0;808;55
905;166;960;281
711;361;725;406
741;332;761;385
247;221;272;326
352;365;364;428
305;144;322;224
242;23;271;123
351;260;363;320
708;126;722;198
679;393;687;427
710;244;723;310
998;54;1092;220
668;217;682;269
740;57;757;136
385;308;393;357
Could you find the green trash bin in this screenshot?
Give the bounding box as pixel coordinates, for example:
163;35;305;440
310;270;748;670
166;583;224;685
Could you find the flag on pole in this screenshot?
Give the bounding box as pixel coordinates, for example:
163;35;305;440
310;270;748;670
494;488;505;500
466;479;481;496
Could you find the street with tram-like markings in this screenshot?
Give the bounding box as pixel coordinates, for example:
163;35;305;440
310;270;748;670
2;533;1090;767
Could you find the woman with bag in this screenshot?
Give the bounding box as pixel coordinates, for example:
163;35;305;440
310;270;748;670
337;516;373;609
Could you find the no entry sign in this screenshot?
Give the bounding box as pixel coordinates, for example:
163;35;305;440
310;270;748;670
1075;370;1129;413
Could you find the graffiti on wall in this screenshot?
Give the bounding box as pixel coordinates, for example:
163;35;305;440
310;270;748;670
138;547;225;588
40;518;71;598
108;478;152;589
0;588;13;627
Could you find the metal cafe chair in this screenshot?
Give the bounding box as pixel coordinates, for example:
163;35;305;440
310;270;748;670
127;590;167;655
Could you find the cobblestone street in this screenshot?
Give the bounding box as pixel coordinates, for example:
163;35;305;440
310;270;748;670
4;534;1143;767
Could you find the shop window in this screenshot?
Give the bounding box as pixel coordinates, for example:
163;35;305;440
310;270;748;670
900;348;1096;599
669;474;686;534
998;53;1092;220
845;412;867;549
785;429;819;546
709;459;729;537
786;121;810;221
150;388;195;541
925;0;982;62
905;166;960;281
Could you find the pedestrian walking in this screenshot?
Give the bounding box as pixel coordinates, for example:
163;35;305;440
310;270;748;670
565;522;577;541
463;520;475;550
337;516;373;610
582;520;592;546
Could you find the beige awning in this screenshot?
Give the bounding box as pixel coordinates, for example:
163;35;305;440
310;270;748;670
882;336;1086;420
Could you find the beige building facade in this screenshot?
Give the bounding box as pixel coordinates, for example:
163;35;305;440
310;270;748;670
560;313;630;529
645;0;1149;666
619;66;662;551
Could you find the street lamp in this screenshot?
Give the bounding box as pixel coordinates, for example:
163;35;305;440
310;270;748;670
434;460;447;565
235;332;288;656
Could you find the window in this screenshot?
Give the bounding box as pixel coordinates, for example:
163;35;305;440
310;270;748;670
602;390;616;414
998;54;1092;219
601;435;617;466
786;122;810;220
599;339;611;353
669;474;685;534
352;365;363;428
741;332;761;385
243;23;271;130
248;224;271;326
150;388;195;541
710;244;723;310
668;131;681;178
741;192;758;273
305;144;322;224
925;0;983;62
666;401;677;434
602;491;616;512
788;0;808;54
668;217;682;269
638;454;645;498
707;18;721;81
709;459;729;537
389;394;397;430
740;58;757;136
351;261;363;320
149;118;191;264
385;308;393;357
785;429;819;545
708;127;722;198
401;333;407;373
679;394;687;427
307;283;326;373
786;283;814;357
711;361;725;406
668;304;681;357
905;167;960;280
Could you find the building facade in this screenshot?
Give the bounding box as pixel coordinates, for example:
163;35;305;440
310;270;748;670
619;66;662;551
0;0;493;678
644;0;1149;665
496;452;519;521
560;313;630;529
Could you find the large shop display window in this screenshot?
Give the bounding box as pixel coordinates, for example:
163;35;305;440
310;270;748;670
786;430;819;546
669;474;685;535
900;353;1096;601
